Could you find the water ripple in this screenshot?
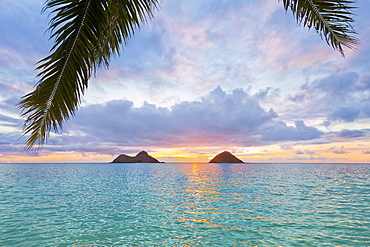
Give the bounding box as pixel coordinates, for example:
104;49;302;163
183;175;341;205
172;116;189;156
0;163;369;246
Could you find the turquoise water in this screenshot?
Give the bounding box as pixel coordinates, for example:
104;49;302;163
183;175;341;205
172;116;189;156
1;163;370;246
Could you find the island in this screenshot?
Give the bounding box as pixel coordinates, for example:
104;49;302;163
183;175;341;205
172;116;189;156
112;151;162;163
209;151;244;163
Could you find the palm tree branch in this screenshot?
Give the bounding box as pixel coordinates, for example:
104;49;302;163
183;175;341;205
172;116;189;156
19;0;96;149
46;0;92;113
280;0;359;56
19;0;158;149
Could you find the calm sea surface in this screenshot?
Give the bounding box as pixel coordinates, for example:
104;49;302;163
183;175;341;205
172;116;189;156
1;162;369;246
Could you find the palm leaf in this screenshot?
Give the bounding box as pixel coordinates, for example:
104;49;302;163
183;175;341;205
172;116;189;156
19;0;159;149
279;0;359;56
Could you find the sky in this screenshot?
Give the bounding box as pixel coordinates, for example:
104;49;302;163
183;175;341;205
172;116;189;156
1;0;370;163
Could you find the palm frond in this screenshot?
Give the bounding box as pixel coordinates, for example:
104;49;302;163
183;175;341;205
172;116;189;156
19;0;159;149
280;0;359;56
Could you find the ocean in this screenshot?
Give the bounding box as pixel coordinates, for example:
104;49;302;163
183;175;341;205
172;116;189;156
1;162;369;246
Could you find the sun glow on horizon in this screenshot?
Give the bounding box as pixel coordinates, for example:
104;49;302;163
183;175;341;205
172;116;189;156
2;141;369;163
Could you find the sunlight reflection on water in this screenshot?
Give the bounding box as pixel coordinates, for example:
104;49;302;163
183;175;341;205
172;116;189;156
0;162;370;246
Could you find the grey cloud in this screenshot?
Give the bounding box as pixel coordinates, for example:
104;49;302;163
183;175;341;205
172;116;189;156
261;120;323;142
0;1;49;55
0;83;18;94
60;87;323;152
287;93;305;102
295;149;316;155
314;72;358;95
0;113;19;125
329;106;361;122
287;72;370;124
355;75;370;90
171;87;278;135
280;145;294;150
287;156;327;161
253;87;280;101
110;18;175;76
329;146;347;154
0;132;23;146
305;150;316;155
337;129;366;138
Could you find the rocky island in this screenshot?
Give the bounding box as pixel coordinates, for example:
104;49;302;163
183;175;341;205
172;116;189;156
209;151;244;163
112;151;162;163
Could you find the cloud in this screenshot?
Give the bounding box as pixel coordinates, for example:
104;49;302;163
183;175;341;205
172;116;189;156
0;0;49;54
314;72;359;95
305;150;316;155
285;72;370;125
295;149;316;155
295;150;304;155
287;93;305;103
337;129;366;138
329;107;361;122
253;87;280;101
58;87;323;153
261;120;323;142
0;113;19;126
329;146;347;154
288;156;327;161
